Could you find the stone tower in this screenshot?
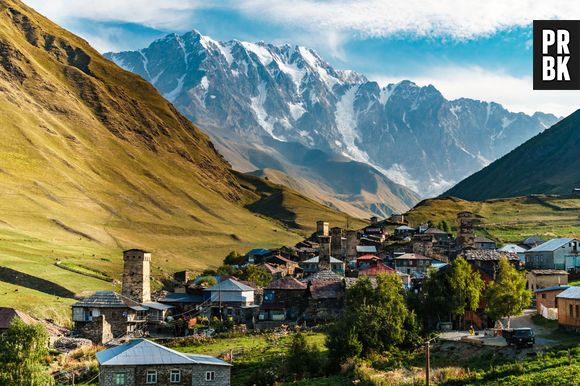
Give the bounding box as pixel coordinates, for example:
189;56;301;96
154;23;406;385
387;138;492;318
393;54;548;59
456;212;476;251
318;235;332;270
316;221;329;236
122;249;151;303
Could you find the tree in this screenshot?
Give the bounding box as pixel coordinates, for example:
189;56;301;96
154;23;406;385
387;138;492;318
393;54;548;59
198;276;218;287
448;257;485;327
438;220;451;234
485;257;531;328
223;251;244;266
326;274;420;363
240;265;272;287
0;319;53;386
286;332;324;379
216;265;238;276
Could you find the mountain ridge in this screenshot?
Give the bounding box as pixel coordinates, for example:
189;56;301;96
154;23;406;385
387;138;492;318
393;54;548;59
443;109;580;200
106;29;559;201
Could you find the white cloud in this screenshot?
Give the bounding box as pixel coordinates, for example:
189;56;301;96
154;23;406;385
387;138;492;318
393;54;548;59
372;66;580;117
24;1;580;39
23;0;212;30
236;0;579;39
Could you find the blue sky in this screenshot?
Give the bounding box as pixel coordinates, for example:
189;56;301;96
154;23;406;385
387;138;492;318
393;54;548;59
23;0;580;116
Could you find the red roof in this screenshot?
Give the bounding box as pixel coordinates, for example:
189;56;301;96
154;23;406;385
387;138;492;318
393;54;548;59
262;263;284;274
267;255;295;265
359;263;396;277
356;254;382;261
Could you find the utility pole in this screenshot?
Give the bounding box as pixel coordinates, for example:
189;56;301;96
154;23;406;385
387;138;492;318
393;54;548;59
425;336;438;386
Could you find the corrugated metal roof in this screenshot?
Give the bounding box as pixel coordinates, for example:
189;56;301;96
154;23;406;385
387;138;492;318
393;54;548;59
528;238;576;252
72;292;137;308
556;286;580;300
498;244;526;253
303;256;343;264
534;285;569;294
141;302;173;311
97;339;231;366
158;293;203;303
394;253;431;260
204;278;255;292
356;245;377;253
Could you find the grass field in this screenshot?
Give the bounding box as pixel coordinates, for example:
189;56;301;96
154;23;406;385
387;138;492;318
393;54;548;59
407;196;580;244
173;332;328;386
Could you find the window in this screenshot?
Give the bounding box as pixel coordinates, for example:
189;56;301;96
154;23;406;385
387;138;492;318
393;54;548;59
146;370;157;384
170;369;181;383
542;294;546;299
570;304;574;317
576;305;580;319
205;371;215;381
114;372;126;385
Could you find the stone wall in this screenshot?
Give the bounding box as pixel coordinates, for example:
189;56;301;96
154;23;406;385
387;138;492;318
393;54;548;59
78;315;112;345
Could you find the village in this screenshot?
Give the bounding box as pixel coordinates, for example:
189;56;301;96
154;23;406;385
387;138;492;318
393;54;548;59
2;211;580;385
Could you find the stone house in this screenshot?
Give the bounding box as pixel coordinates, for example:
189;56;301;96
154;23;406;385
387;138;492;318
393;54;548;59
356;245;377;257
263;255;300;276
259;277;307;326
96;338;231;386
474;237;497;250
527;269;568;291
525;238;580;270
498;244;527;262
203;279;255;321
355;254;382;270
72;292;147;344
394;225;415;239
535;285;569;318
556;286;580;330
245;248;272;264
301;270;345;323
393;253;432;275
463;250;520;279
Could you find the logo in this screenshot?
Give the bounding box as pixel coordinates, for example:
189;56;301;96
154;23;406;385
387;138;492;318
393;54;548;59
533;20;580;90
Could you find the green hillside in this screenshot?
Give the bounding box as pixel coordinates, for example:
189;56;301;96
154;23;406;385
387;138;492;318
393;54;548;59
406;195;580;243
444;110;580;200
0;0;358;324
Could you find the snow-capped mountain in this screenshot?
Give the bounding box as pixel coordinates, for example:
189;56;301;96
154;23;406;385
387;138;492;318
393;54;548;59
106;30;559;203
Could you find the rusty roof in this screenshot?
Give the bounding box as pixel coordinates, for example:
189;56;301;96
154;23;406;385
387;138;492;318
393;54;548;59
308;280;344;299
266;277;307;290
0;307;36;330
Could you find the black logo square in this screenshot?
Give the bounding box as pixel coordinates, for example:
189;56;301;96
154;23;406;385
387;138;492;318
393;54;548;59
533;20;580;90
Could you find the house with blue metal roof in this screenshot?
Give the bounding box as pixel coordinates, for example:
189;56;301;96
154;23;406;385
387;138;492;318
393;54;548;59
524;238;580;270
96;338;231;385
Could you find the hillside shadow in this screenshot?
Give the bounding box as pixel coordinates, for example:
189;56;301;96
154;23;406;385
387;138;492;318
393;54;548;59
0;266;76;298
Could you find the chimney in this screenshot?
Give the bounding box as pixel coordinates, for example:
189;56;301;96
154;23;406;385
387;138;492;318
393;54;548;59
316;221;329;236
318;235;331;270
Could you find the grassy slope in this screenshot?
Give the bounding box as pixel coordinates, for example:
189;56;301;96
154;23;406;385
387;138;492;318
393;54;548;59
0;0;356;324
444;110;580;201
406;196;580;243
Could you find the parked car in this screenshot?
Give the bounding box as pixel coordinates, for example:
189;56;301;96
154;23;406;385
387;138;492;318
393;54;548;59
502;328;535;347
